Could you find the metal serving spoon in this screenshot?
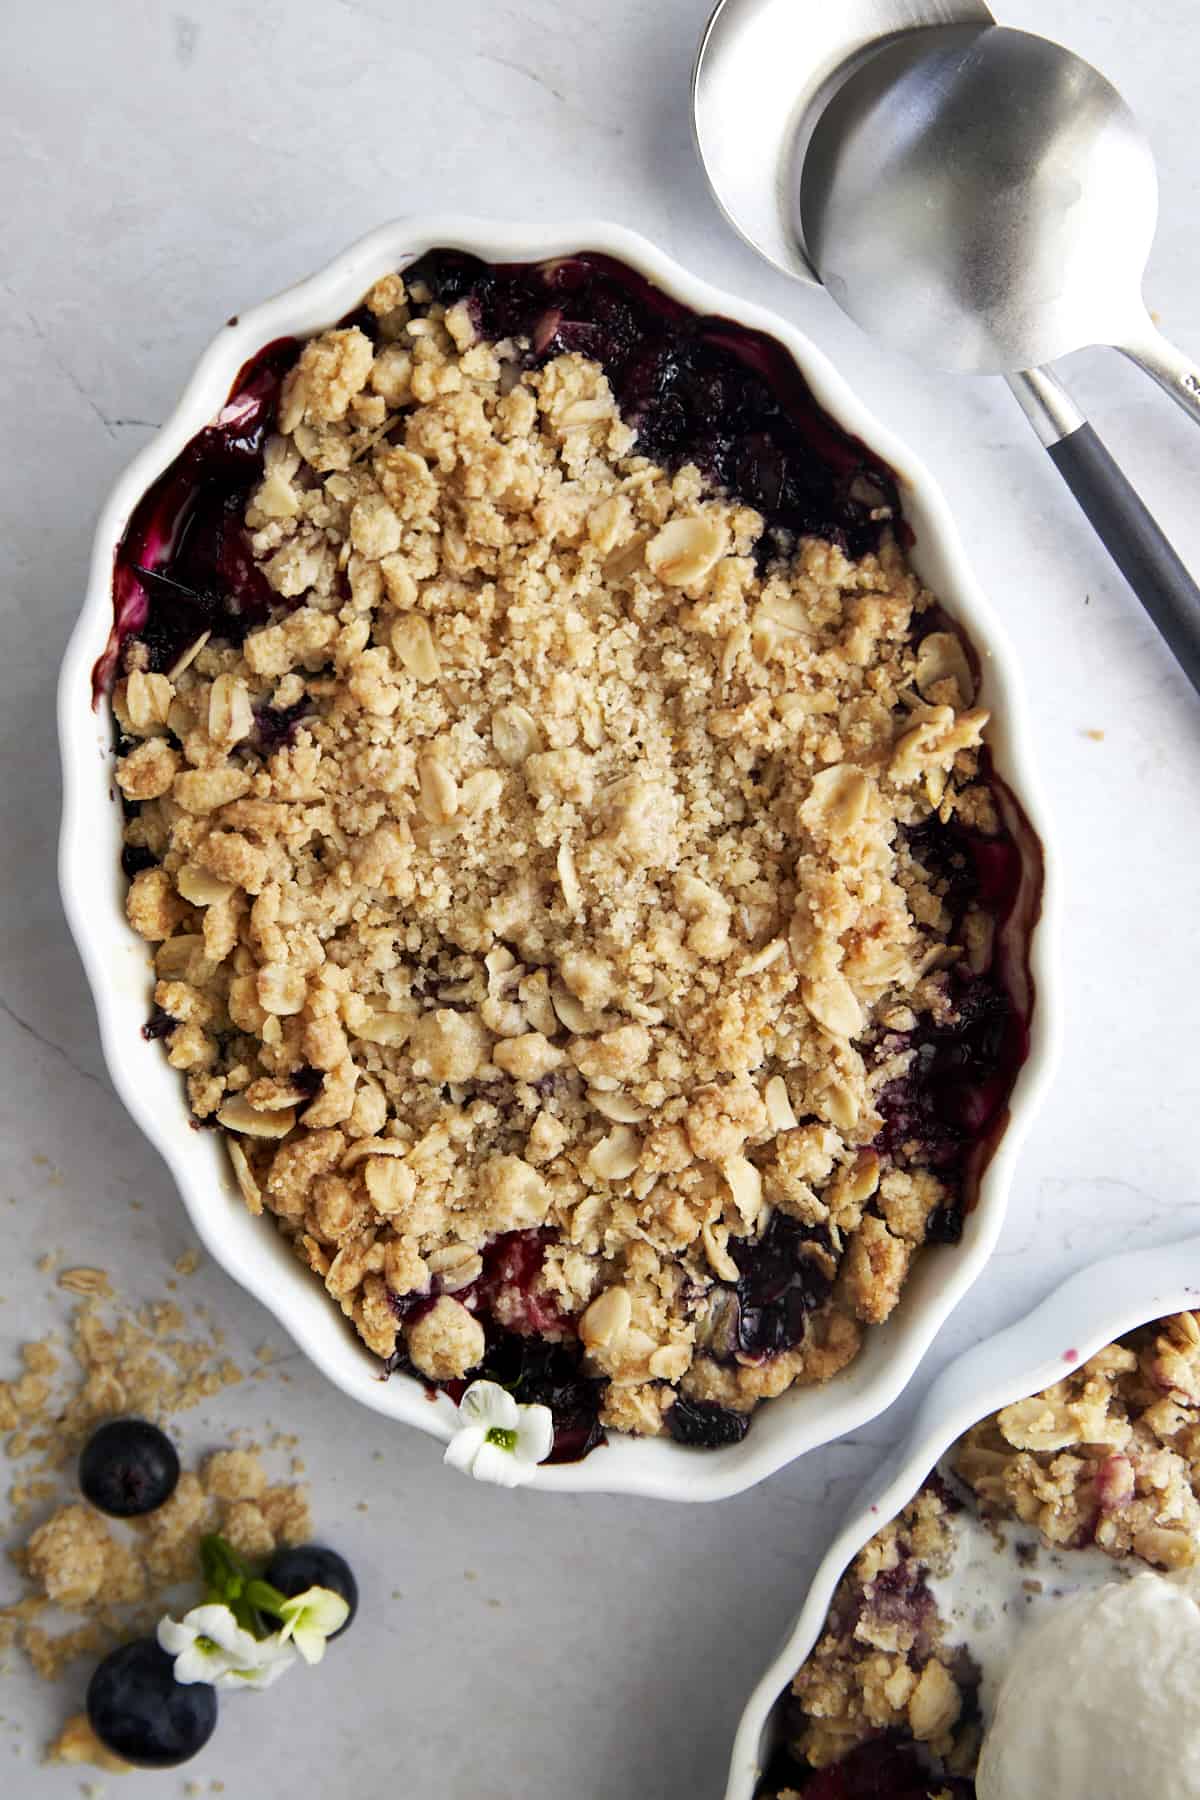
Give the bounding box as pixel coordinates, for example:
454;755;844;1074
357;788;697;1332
693;3;1200;689
800;25;1200;415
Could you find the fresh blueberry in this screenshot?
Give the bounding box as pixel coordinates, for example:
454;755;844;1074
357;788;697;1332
264;1546;358;1637
666;1398;751;1449
79;1419;180;1518
87;1639;217;1769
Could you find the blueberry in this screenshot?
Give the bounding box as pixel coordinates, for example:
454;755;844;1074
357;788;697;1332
729;1213;838;1358
121;844;158;879
264;1546;358;1637
87;1639;217;1769
666;1397;752;1449
79;1420;180;1518
141;1006;175;1042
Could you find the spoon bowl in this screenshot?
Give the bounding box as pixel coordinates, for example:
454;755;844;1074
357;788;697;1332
800;24;1197;412
691;0;996;285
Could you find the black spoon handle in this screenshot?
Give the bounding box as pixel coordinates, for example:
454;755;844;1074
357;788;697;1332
1009;367;1200;694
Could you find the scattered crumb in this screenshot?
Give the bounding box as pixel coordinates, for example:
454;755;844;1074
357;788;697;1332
46;1714;130;1773
202;1449;268;1503
36;1253;59;1275
57;1270;114;1300
1;1267;312;1757
1083;728;1105;742
173;1250;201;1278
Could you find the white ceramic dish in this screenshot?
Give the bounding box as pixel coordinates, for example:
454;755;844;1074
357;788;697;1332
725;1233;1200;1794
57;216;1059;1500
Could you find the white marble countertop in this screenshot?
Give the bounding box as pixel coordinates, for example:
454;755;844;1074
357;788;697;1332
1;1;1198;1793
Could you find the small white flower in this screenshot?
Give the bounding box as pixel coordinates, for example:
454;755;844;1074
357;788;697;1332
157;1604;296;1690
443;1379;554;1489
213;1632;297;1691
276;1585;351;1666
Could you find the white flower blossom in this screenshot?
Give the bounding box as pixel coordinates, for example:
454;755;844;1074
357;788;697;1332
276;1585;350;1666
443;1380;554;1488
157;1604;296;1690
213;1633;296;1691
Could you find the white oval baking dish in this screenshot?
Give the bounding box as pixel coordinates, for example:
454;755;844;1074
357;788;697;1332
58;217;1059;1499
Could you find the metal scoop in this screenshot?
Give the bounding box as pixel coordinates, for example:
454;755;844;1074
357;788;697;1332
693;3;1200;690
800;25;1200;416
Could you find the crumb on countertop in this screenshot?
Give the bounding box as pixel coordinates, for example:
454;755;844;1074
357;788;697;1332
0;1264;314;1763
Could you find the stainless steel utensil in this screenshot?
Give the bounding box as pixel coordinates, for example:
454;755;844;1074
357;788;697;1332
800;25;1200;421
692;0;994;286
692;1;1200;689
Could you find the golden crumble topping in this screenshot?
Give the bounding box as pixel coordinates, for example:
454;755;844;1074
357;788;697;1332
113;259;1030;1447
789;1486;968;1775
956;1309;1200;1570
770;1312;1200;1791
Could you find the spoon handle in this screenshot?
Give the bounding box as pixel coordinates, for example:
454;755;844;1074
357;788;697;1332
1117;317;1200;429
1007;368;1200;693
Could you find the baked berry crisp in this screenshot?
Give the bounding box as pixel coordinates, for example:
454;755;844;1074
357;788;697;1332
103;250;1040;1458
758;1311;1200;1795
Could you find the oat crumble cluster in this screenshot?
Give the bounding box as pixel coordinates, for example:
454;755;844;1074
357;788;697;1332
113;256;1027;1450
765;1312;1200;1795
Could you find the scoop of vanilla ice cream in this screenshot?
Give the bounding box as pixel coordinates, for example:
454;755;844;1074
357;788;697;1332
976;1568;1200;1800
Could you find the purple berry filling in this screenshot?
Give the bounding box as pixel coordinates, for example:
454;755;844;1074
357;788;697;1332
140;1005;175;1042
252;694;314;753
95;337;297;700
666;1396;752;1449
758;1735;976;1799
407;249;903;562
386;1229;606;1463
730;1213;838;1357
121;843;159;879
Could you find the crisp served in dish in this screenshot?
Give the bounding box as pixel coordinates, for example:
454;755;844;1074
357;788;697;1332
758;1311;1200;1796
103;251;1040;1459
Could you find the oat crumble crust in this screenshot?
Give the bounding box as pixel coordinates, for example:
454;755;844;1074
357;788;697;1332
116;266;1017;1441
770;1312;1200;1792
